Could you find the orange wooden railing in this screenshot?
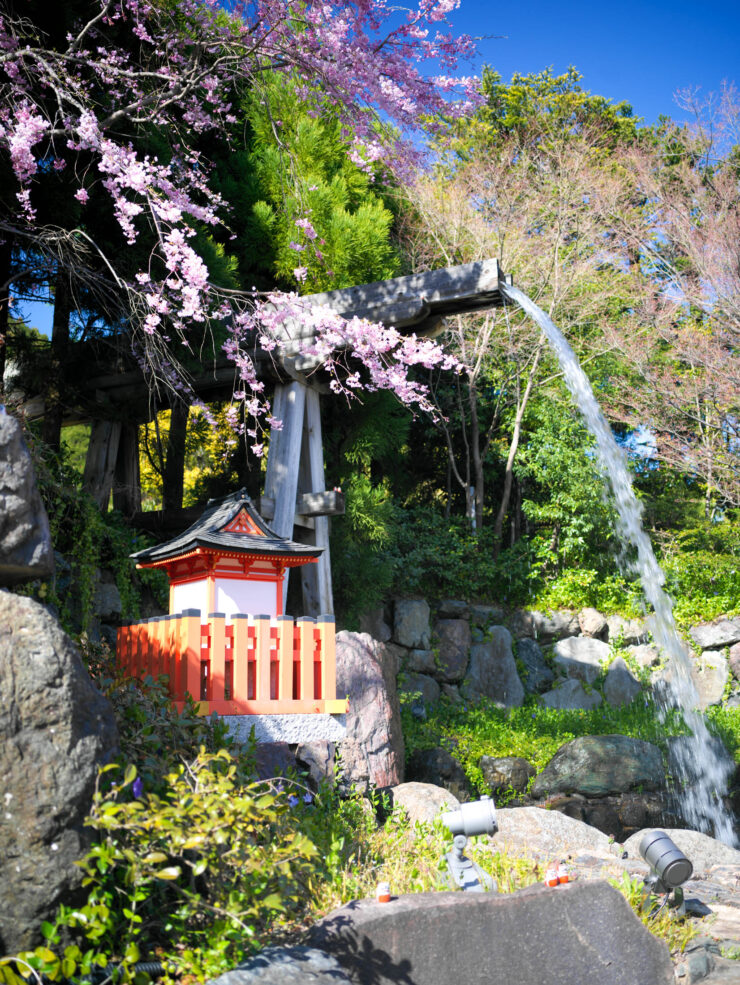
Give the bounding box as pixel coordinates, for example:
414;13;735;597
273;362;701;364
116;609;347;715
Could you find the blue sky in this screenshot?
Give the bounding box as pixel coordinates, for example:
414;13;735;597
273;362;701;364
17;0;739;336
448;0;739;126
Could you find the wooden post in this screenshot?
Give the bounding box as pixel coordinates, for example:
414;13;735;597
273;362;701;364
179;609;202;703
316;614;336;703
296;616;316;701
209;612;226;704
232;614;249;705
298;388;334;616
277;615;294;701
264;381;306;599
253;615;272;701
83;419;123;509
112;422;141;516
165;615;177;696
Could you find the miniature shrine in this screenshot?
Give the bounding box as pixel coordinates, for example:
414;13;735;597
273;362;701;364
116;489;347;732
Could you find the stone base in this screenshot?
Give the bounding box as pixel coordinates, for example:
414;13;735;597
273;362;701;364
223;713;346;744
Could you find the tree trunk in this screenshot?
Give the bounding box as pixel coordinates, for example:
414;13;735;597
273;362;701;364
162;400;189;512
41;273;72;452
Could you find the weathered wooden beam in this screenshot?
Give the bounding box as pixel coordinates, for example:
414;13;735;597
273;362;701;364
298;388;334;616
259;490;345;521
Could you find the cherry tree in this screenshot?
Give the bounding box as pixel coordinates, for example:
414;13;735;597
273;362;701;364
0;0;477;436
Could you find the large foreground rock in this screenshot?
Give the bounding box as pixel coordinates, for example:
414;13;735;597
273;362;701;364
309;882;674;985
208;947;350;985
0;592;119;953
335;632;404;790
531;734;665;798
0;410;54;585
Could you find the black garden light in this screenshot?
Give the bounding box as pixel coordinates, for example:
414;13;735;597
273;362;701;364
638;830;693;914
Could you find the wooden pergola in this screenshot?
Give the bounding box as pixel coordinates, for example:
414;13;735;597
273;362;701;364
21;258;512;615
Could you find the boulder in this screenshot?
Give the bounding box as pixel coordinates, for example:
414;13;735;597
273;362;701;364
509;609;580;642
393;599;430;649
461;628;524;706
436;599;470;620
359;608;392;643
295;741;336;788
440;683;463;705
470;604;506;627
531;735;665;799
495;805;615;858
207;946;351;985
478;755;534;795
95;571;123;621
516;637;554;694
578;606;608;640
627;643;661;669
389;781;459;826
729;641;740;682
404;648;437;675
541;678;602;710
254;742;297;780
689;618;740;650
0;410;54;586
603;657;642;707
0;591;119;953
432;618;470;683
623;828;740;875
691;650;730;709
397;672;440;712
606;615;647;646
335;632;404;790
309;882;674;985
553;635;611;684
406;746;473;802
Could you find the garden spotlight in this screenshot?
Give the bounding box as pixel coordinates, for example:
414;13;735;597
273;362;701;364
440;796;498;893
638;830;693;914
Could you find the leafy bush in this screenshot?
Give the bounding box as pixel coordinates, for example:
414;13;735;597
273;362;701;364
661;550;740;625
533;567;642;615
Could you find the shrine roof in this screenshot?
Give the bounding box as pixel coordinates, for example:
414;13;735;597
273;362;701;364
130;488;322;567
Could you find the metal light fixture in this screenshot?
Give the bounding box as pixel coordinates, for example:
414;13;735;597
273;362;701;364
440;796;498;892
638;830;693;914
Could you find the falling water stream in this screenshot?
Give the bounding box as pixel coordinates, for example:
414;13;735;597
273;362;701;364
502;284;738;846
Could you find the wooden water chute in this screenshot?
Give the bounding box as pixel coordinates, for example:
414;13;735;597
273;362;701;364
117;488;347;717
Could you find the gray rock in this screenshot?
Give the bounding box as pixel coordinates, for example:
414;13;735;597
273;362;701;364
207;946;350;985
553;635;611;684
335;632;404;790
516;637;554;694
579;606;608;640
461;628;524;706
309;882;674;985
606;615;647;646
604;657;642;707
432;618;471;683
389;781;459;826
393;599;430;649
436;598;470;620
404;648;436;675
623;828;740;874
509;609;581;642
441;683;463;705
690;618;740;650
479;755;535;795
541;678;603;710
470;603;506;627
95;575;122;621
0;410;54;585
398;672;440;711
406;746;473;802
296;741;336;787
359;608;391;643
254;742;297;780
531;734;665;799
627;643;661;669
729;641;740;682
691;650;730;709
0;591;119;953
495;805;616;858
